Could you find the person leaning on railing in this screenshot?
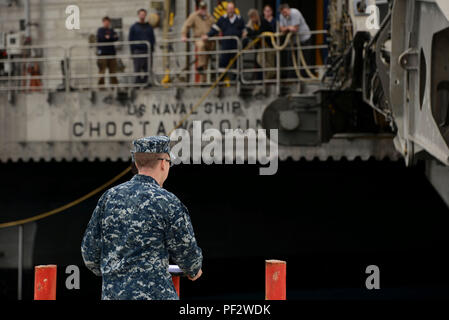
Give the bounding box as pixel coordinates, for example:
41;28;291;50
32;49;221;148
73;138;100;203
279;3;312;79
261;5;277;79
96;16;119;88
203;1;245;82
243;7;277;80
181;1;215;83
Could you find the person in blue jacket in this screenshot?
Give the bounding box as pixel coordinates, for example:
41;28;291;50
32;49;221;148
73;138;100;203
128;9;155;85
203;2;245;81
96;16;119;87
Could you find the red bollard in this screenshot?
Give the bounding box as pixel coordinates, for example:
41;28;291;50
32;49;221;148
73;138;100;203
172;275;180;297
265;260;286;300
169;265;182;298
34;265;57;300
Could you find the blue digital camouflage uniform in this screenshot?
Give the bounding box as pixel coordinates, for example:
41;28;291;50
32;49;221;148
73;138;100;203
81;136;202;300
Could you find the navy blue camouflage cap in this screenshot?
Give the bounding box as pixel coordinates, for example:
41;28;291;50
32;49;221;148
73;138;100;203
131;136;171;160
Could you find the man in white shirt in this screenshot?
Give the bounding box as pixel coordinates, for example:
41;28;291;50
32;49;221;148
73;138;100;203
279;3;313;78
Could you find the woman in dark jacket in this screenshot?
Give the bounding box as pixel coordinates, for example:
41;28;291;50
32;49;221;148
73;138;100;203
244;6;277;79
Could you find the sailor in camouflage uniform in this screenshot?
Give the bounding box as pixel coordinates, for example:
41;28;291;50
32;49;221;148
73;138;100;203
81;136;203;300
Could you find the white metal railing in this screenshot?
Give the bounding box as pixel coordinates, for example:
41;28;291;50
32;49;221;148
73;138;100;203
0;31;330;94
0;44;65;92
240;31;329;86
152;35;242;89
68;40;152;90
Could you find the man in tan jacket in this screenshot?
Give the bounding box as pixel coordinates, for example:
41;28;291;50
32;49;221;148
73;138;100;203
181;1;215;82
